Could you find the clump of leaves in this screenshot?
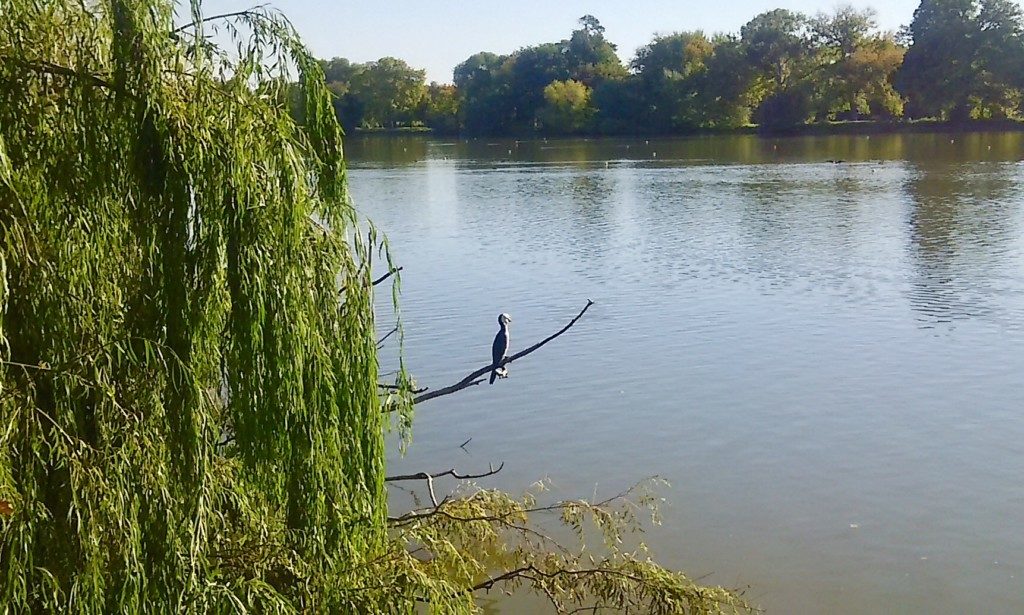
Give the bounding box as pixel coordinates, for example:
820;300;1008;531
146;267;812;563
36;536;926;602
386;477;752;613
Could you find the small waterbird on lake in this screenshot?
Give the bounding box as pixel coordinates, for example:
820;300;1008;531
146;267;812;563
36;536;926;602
490;313;512;384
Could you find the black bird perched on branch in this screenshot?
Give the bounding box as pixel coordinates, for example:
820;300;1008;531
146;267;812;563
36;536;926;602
490;313;512;384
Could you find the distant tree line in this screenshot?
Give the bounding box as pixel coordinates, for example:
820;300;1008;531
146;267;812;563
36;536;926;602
321;0;1024;135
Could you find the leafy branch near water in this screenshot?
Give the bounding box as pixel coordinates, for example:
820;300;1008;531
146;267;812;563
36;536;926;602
0;1;750;612
388;477;750;614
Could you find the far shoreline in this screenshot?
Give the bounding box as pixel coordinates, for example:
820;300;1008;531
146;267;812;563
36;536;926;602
349;118;1024;140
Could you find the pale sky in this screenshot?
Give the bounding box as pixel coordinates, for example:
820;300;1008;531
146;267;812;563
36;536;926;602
199;0;924;83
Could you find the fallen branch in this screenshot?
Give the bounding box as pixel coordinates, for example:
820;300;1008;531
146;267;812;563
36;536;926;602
385;462;505;508
385;462;504;483
410;299;594;405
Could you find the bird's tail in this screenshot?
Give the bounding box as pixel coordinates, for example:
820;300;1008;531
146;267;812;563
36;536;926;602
489;369;497;385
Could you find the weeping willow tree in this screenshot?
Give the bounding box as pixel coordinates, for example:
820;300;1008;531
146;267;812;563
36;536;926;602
0;1;750;612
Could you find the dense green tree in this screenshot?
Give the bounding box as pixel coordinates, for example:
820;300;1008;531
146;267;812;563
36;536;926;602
422;82;460;134
755;85;816;128
454;17;628;135
897;0;982;118
741;9;811;89
349;57;427;128
539;79;595;133
453;51;515;134
633;31;714;78
896;0;1024;119
699;35;757;127
808;7;905;120
564;15;628;84
505;43;572;131
842;36;907;119
632;31;714;131
322;57;364;130
322;56;359;86
975;0;1024;116
810;5;878;56
322;56;428;130
332;91;366;133
592;75;647;133
740;9;819;128
453;51;506;90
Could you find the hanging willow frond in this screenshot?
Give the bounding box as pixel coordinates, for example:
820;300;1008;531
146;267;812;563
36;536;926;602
0;1;389;611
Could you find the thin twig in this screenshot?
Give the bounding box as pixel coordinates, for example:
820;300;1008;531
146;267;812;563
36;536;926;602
410;300;595;405
470;564;647;593
0;359;54;372
385;462;504;483
390;500;572;526
388;478;651;527
377;325;399;348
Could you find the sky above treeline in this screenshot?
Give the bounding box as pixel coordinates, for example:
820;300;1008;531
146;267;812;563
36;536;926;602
199;0;927;83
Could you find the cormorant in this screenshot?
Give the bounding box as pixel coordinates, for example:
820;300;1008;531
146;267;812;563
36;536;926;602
490;313;512;384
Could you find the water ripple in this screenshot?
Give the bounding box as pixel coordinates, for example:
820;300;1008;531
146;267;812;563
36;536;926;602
357;135;1024;614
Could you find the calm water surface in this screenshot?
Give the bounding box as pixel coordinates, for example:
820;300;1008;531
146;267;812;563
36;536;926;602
349;134;1024;614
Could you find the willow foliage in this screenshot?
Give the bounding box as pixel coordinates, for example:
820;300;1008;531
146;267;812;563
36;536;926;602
1;1;748;613
1;0;386;610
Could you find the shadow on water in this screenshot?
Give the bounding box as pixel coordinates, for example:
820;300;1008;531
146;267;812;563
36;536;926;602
562;173;617;266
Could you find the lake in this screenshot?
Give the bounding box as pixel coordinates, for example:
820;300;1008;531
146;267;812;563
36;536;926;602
349;133;1024;614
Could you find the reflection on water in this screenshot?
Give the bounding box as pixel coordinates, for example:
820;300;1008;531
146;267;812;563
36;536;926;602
904;161;1023;327
353;134;1024;614
346;132;1024;168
